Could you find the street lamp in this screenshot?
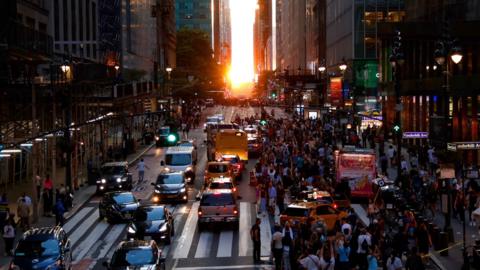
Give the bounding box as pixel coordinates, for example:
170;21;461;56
318;66;326;73
114;65;120;71
60;63;70;74
339;59;348;109
339;63;347;72
61;61;73;192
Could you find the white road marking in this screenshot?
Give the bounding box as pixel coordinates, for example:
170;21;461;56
63;207;94;232
238;202;252;256
194;231;214;258
173;202;199;259
216;230;234;257
69;210;99;244
174;265;272;270
260;213;272;257
73;221;109;261
97;224;127;259
351;204;370;227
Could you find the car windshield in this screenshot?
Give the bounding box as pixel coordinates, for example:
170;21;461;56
15;238;60;258
135;207;165;221
245;129;257;134
201;193;234;206
208;164;229;173
156;174;184;185
101;166;125;175
165;154;191;166
283;207;309;217
112;193;136;204
110;248;156;266
158;128;170;135
209;182;233;190
223;156;239;164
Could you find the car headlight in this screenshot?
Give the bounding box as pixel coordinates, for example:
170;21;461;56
159;224;168;232
154;189;160;193
111;205;119;211
180;188;186;193
155;136;160;141
101;179;106;184
128;226;136;234
185;166;193;172
116;178;122;183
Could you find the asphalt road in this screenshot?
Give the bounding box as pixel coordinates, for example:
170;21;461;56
61;105;286;270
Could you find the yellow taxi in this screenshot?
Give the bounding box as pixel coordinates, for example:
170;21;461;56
280;201;348;231
208;176;237;196
204;161;234;186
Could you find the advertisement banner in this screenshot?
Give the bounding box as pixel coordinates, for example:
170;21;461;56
337;153;376;198
330;77;342;105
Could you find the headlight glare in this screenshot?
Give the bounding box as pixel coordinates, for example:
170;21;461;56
116;178;122;183
101;179;106;184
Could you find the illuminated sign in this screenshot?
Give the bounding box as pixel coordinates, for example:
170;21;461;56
402;132;428;139
455;142;480;150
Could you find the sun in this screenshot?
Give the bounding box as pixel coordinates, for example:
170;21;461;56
229;0;256;95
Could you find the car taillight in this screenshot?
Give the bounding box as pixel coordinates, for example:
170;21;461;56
198;207;202;216
233;208;238;215
333;204;338;209
232;187;237;192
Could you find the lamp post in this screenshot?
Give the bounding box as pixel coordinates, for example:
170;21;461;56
389;30;405;184
434;26;464;265
318;60;326;105
339;59;347;109
61;61;73;192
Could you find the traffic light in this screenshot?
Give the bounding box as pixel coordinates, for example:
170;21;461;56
167;133;178;143
260;119;267;126
393;124;401;133
271;92;277;98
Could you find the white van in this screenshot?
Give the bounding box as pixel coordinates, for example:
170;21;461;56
162;146;197;183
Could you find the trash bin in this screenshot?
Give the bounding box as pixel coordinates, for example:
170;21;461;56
439;232;449;256
432;226;441;250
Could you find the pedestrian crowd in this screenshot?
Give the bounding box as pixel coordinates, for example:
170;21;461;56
244;108;480;270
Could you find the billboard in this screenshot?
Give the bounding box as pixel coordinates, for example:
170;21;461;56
336;153;376;198
354;59;379;95
329;77;342;105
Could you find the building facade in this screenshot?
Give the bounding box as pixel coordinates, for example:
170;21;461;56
218;0;231;65
175;0;212;44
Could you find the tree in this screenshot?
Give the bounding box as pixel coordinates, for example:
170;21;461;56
176;28;223;83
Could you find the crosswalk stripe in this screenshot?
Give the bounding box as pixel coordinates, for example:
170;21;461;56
73;221;109;261
173;202;199;259
259;214;272;257
216;230;234;257
97;224;126;259
69;210;99;244
194;232;214;258
238;202;252;256
63;207;94;232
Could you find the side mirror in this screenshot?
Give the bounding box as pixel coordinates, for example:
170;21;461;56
160;161;165;166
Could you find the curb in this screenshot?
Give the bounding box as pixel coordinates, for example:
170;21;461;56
65;143;155;220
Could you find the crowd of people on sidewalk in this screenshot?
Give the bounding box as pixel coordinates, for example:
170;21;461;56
244;108;467;270
1;173;73;256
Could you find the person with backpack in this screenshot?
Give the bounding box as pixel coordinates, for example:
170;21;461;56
356;227;372;270
250;218;261;263
3;218;15;256
54;198;66;226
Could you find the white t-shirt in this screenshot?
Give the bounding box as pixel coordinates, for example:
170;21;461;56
299;255;321;270
386;257;403;270
320;257;335;270
341;223;352;236
357;233;372;254
272;231;283;249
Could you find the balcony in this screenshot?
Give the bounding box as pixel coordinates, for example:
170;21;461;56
6;22;53;58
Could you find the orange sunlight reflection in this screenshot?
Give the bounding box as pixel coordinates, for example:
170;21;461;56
229;0;256;97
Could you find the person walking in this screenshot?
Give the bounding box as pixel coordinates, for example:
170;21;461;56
271;225;283;270
43;174;54;216
3;219;15;256
250;218;262;263
356;226;372;270
135;159;150;183
54;198;66;226
35;172;42;200
17;198;30;231
405;247;425;270
282;221;294;270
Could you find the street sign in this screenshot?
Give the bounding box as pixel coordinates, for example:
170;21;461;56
447;143;457;152
454;141;480;150
402;131;428;139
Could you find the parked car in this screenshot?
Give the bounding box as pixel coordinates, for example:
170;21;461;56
96;162;133;193
99;191;140;224
102;240;166;270
127;205;174;244
10;226;72;270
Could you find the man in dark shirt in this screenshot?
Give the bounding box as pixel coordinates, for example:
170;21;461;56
405;247;425;270
250;218;261;262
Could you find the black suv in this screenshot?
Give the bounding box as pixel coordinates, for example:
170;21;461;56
10;226;72;270
99;191;140;224
103;240;165;270
96;162;133;193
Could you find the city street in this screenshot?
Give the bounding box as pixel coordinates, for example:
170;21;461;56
38;105;284;270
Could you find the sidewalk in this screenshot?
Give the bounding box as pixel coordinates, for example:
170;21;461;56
0;143;154;268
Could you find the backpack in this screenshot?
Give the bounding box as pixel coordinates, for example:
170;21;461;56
361;237;369;251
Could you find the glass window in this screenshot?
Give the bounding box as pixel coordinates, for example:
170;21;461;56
112;193;136;204
165;154;191;166
200;193;234;206
15;239;60;257
110;248;156;266
316;206;336;215
283;207;309;217
156;174;184;185
208;164;229;173
135;207;165;221
101;166;125;175
209;181;233;190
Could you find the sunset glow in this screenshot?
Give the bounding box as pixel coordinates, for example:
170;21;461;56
229;0;256;96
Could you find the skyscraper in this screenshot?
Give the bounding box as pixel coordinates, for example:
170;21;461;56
175;0;213;44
